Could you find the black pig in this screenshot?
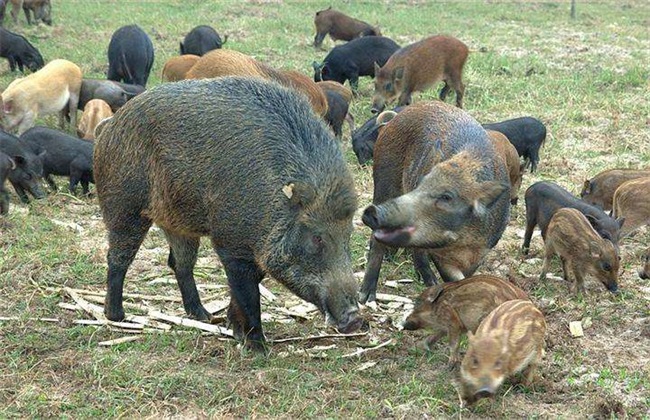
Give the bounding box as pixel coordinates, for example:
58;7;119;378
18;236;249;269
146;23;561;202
0;27;44;72
180;25;227;56
482;117;546;173
107;25;154;87
351;105;406;165
313;36;400;92
20;126;94;195
323;90;349;139
0;129;45;202
94;77;363;351
79;79;145;112
522;181;624;255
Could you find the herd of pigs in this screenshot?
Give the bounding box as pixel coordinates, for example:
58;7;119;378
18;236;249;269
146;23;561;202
0;3;649;406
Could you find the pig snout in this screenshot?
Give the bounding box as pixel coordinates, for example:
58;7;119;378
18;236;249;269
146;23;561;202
363;204;415;247
401;317;420;330
475;388;495;400
370;97;386;114
606;281;619;293
362;204;383;230
639;270;649;280
336;309;365;333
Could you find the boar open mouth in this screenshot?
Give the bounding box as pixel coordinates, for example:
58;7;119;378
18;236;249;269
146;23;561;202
373;226;416;246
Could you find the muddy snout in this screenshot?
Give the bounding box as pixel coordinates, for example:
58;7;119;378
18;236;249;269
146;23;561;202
336;310;365;333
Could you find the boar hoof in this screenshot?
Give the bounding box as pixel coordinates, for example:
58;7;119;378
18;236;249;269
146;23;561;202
187;305;212;322
104;306;125;322
358;289;375;304
243;338;269;354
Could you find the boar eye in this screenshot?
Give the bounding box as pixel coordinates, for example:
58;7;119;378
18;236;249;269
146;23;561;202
471;356;479;369
384;82;392;91
438;193;453;202
602;262;612;272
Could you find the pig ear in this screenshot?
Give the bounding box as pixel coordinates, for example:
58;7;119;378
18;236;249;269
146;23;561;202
312;61;322;72
3;99;13;114
283;182;316;208
473;181;509;217
375;110;397;127
12;155;26;169
425;285;444;303
393;67;404;81
374;62;381;74
582;180;591;195
588;241;601;258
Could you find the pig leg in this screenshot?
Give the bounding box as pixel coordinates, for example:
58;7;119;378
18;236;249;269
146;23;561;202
572;264;586;296
439;82;451;102
69;168;82;195
313;31;327;48
164;231;211;321
66;92;80;133
560;257;570;282
522;210;537;255
8;56;17;72
412;250;437;286
218;249;266;352
448;74;465;109
345;113;355;133
359;237;387;303
45;174;58;192
539;246;553;281
105;217;153;321
349;72;360;95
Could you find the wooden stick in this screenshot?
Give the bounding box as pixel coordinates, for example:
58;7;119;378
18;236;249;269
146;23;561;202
64;287;106;321
73;319;145;330
148;310;233;337
82;294;146;311
341;339;393;358
58;302;80;311
375;293;413;304
98;336;142;346
270;331;367;343
258;284;277;302
51;287;182;303
125;314;172;331
0;317;59;322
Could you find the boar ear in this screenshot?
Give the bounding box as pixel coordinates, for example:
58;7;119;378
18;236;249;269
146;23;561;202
588;241;601;258
582;180;591;195
425;285;444;303
312;61;321;72
374;62;381;75
473;181;509;217
393;67;404;81
283;182;316;208
3;99;13;114
375;110;397;127
12;155;26;169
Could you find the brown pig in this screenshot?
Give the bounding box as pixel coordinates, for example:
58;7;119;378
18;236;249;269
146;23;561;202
487;130;524;205
403;274;528;366
581;168;650;211
459;299;546;405
313;7;381;48
317;80;355;135
161;54;200;82
77;99;113;140
1;59;82;135
371;35;468;113
186;49;327;117
540;208;619;295
639;248;650;280
612;177;650;237
360;102;510;303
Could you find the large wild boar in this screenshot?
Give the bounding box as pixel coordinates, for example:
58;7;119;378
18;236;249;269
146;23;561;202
612;177;650;237
639;248;650;280
313;7;380;48
359;102;510;303
371;35;468;113
522;181;624;255
482;117;546;173
1;59;82;135
459;299;546;405
403;275;527;366
107;25;154;87
312;36;400;92
487;130;524;205
540;208;619;294
94;77;363;351
581;168;650;212
162;55;200;82
180;25;227;56
186;49;327;117
0;27;44;72
0;129;45;202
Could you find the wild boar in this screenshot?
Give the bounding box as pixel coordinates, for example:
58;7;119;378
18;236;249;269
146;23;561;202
313;7;380;48
581;168;650;212
0;129;45;202
312;36;400;92
371;35;468;113
612;177;650;237
359;102;510;303
487;130;524;205
180;25;227;56
0;150;12;214
77;99;113;141
351;105;406;165
94;77;363;351
522;181;624;255
0;27;44;72
639;248;649;280
107;25;154;87
317;81;354;137
460;299;546;405
186;49;328;117
482;117;546;173
77;79;145;113
162;54;200;82
540;208;619;294
403;275;528;366
1;59;82;135
9;0;50;25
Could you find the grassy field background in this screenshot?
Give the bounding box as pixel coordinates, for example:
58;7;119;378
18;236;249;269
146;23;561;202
1;0;649;417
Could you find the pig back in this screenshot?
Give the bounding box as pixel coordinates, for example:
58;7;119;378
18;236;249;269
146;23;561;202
94;77;350;247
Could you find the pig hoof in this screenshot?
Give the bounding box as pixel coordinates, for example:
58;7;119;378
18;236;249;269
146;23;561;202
358;290;375;304
104;306;125;322
243;338;269;355
187;305;212;321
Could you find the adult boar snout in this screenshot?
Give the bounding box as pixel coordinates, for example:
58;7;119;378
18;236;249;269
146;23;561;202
362;204;382;229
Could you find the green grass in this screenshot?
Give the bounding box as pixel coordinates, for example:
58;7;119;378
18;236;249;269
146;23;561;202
1;0;650;418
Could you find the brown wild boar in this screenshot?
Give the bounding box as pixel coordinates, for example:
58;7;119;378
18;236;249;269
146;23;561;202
10;0;51;25
317;80;353;103
487;130;524;205
1;59;82;135
317;80;355;134
460;299;546;405
161;54;200;82
77;99;113;140
612;177;650;237
186;49;327;117
540;208;619;295
313;7;381;48
371;35;468;113
581;168;650;211
360;102;510;303
403;275;527;366
639;248;649;280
